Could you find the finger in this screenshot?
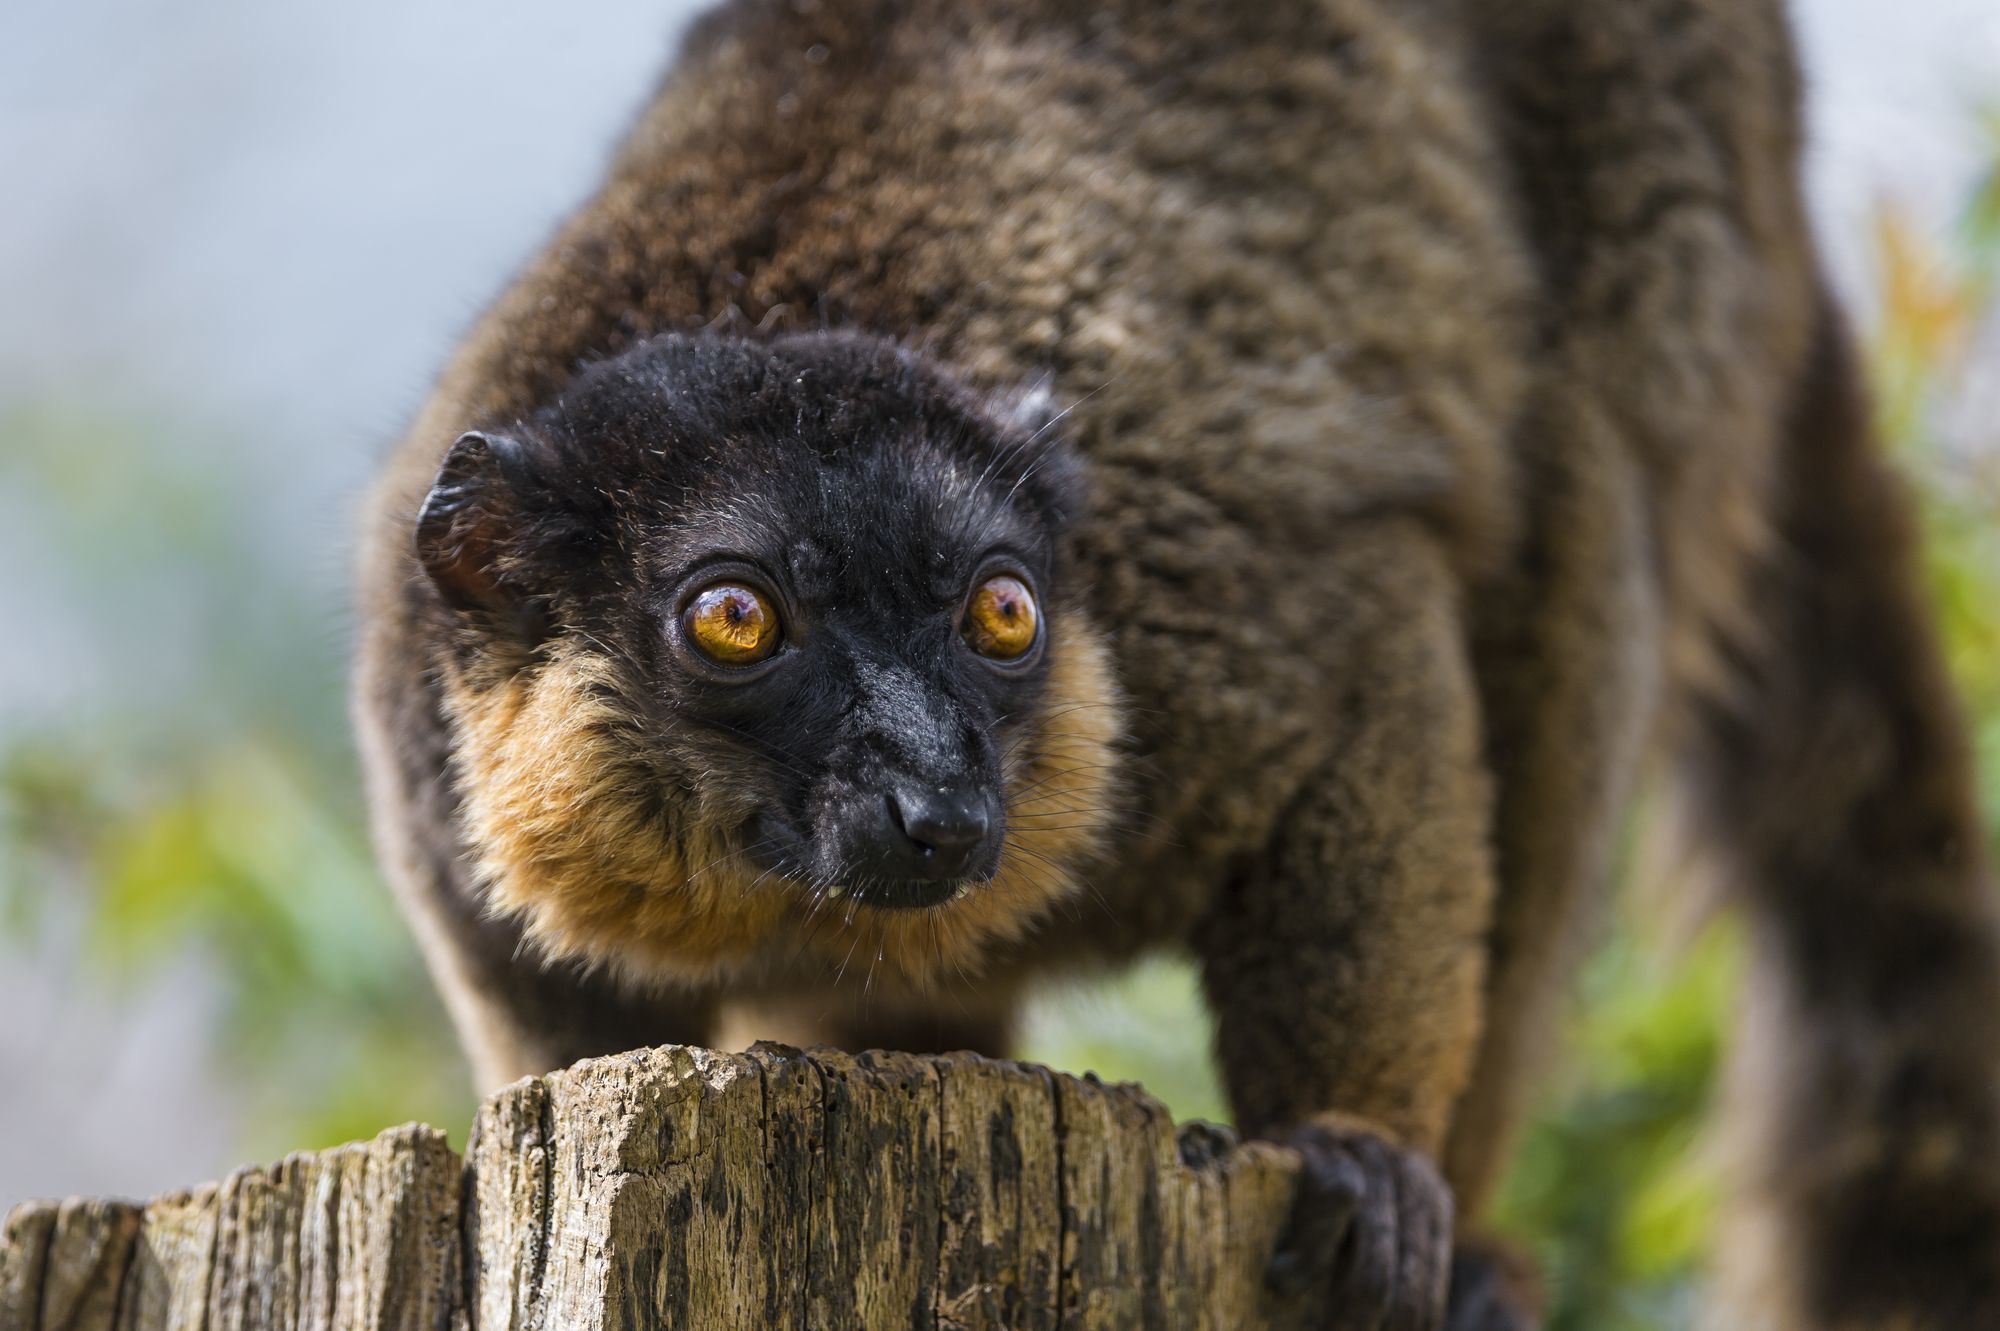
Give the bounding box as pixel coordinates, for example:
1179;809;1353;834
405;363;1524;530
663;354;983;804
1334;1136;1400;1330
1269;1146;1368;1296
1385;1154;1452;1331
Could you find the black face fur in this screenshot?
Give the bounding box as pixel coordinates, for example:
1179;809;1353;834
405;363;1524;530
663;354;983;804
416;331;1083;912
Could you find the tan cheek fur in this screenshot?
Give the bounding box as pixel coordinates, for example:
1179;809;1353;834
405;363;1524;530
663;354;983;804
442;613;1121;990
443;646;788;985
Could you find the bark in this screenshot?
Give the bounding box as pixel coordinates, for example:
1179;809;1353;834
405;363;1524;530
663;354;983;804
1;1044;1320;1330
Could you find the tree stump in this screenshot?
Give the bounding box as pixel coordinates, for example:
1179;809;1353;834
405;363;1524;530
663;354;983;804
1;1044;1321;1330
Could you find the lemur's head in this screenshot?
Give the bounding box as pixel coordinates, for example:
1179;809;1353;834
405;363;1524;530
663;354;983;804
414;331;1120;987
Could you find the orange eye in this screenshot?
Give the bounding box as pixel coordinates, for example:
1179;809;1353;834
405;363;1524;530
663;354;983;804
683;583;780;666
962;574;1039;661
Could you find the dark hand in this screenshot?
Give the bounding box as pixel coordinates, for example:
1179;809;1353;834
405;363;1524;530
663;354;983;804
1267;1118;1455;1331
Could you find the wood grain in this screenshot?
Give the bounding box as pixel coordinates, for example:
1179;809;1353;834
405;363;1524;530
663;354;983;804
3;1047;1315;1330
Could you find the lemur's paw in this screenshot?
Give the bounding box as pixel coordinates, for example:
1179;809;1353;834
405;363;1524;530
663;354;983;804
1443;1238;1542;1331
1267;1119;1454;1331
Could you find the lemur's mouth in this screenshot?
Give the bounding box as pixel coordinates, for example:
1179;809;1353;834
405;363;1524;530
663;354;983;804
839;877;972;911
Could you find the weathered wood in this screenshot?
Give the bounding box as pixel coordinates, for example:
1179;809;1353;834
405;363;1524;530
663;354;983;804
114;1185;217;1331
463;1079;550;1331
38;1199;142;1331
3;1046;1316;1330
934;1057;1059;1331
0;1202;56;1331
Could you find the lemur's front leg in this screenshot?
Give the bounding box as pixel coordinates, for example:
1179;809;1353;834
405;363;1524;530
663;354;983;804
1197;522;1495;1331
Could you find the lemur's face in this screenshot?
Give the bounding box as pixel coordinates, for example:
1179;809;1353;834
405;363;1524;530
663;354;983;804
415;332;1120;986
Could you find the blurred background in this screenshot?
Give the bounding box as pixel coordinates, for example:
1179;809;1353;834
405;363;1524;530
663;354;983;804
2;3;1996;1327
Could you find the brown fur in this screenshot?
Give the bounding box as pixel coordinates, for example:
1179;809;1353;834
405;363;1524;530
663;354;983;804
352;0;2000;1324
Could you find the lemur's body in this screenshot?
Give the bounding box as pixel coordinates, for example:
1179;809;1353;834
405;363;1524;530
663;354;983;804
354;1;2000;1325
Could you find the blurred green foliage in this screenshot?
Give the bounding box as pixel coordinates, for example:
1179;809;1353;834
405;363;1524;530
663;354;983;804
0;406;468;1159
3;119;1997;1330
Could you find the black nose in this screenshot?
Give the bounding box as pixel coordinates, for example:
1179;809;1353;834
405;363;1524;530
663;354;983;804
885;786;993;880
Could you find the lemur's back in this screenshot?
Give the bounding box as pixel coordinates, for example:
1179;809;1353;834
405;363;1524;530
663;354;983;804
370;0;1817;719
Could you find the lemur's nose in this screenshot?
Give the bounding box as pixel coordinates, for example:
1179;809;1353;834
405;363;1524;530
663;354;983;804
886;786;993;879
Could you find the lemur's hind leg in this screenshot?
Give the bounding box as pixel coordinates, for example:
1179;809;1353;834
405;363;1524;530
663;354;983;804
1443;1239;1545;1331
1443;390;1662;1219
1696;292;2000;1330
1437;391;1660;1331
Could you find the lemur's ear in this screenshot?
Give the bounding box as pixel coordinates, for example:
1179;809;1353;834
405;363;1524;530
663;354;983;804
995;379;1060;440
415;430;532;616
987;379;1086;530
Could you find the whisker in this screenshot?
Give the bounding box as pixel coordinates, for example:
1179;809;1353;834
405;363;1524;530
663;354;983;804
681;835;779;886
831;902;864;987
787;879;850;973
1003;763;1127;797
1003;837;1117;913
688;714;819;782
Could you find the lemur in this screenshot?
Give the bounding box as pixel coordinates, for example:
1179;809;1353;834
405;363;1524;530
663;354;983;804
353;1;2000;1325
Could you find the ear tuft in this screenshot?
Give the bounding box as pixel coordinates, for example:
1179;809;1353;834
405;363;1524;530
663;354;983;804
415;430;527;615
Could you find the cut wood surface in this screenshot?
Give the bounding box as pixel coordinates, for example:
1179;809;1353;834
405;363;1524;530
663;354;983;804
1;1044;1323;1330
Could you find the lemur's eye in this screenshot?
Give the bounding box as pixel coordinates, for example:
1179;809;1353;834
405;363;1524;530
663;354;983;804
962;574;1039;661
684;583;780;665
